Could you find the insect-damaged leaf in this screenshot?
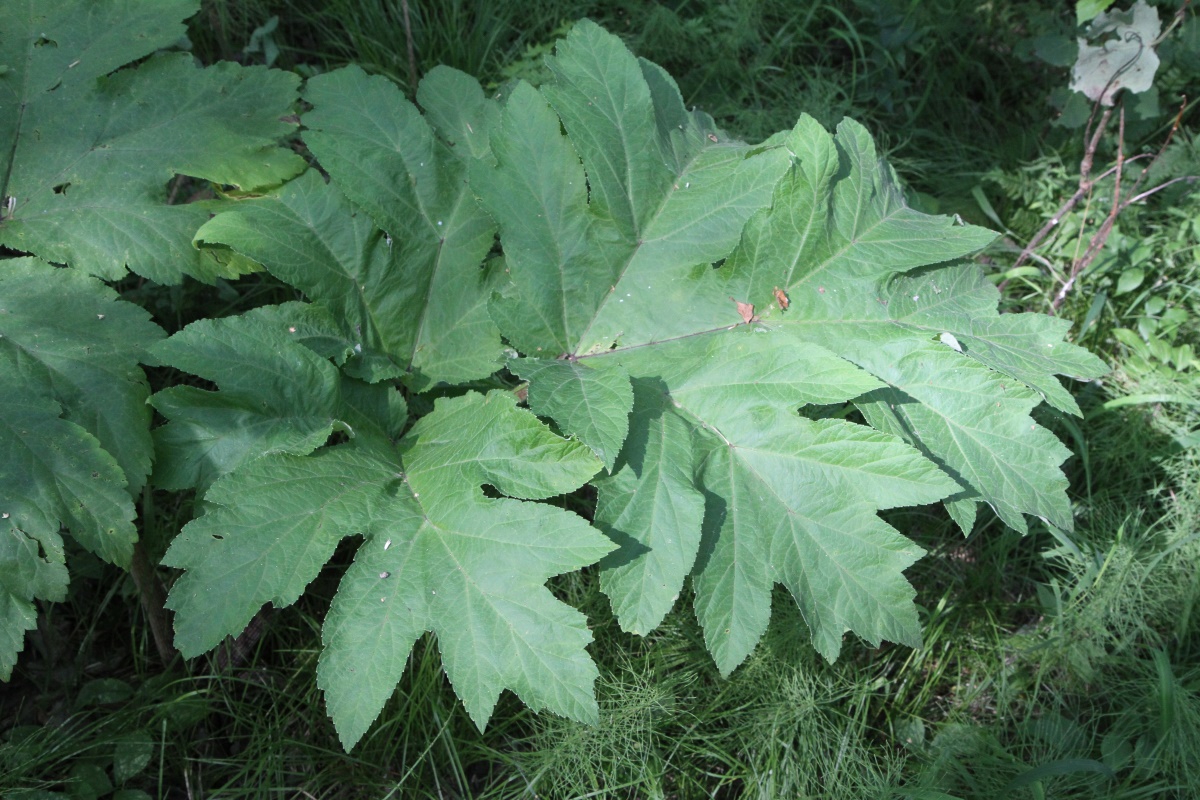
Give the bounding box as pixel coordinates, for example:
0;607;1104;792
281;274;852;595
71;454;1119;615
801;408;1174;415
473;21;1105;672
0;0;305;283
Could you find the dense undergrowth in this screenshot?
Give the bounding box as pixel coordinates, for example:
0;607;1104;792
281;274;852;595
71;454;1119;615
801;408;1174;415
3;0;1200;798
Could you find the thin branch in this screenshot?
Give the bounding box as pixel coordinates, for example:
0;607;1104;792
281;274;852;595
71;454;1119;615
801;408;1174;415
1126;174;1199;205
1013;107;1112;270
1053;105;1128;310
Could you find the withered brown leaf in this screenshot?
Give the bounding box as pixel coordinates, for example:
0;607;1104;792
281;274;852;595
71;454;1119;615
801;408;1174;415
731;298;758;324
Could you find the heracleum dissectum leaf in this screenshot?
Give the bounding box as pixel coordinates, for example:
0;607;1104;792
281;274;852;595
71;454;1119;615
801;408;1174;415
0;387;135;679
474;21;791;359
162;385;608;748
195;170;503;387
591;328;954;663
0;1;305;283
0;258;163;497
721;117;1103;536
472;23;1103;671
509;357;633;472
0;258;164;677
301;67;502;390
594;379;705;636
884;266;1108;415
163;447;384;656
148;310;346;494
320;392;609;746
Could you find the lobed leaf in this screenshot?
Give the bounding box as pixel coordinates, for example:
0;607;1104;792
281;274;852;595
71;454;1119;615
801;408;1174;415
0;0;305;283
0;258;164;496
472;22;1105;672
163;387;609;748
509;357;633;472
0;258;166;676
299;67;504;390
149;310;347;494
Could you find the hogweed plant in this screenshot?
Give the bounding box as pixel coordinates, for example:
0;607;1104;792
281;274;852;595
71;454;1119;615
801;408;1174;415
0;1;1106;749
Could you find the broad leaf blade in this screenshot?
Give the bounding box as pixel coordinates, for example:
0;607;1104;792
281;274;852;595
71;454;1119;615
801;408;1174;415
509;357;633;471
0;387;135;569
0;2;305;283
319;392;610;746
163;447;386;656
149;310;345;493
598;329;952;668
0;258;163;496
0;258;158;679
721;117;1098;537
594;379;704;635
474;20;791;358
885;266;1108;415
476;27;1102;672
301;67;502;390
195;170;503;387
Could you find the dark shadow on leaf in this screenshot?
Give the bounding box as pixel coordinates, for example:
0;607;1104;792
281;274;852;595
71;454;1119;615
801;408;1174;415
596;525;652;569
690;483;727;577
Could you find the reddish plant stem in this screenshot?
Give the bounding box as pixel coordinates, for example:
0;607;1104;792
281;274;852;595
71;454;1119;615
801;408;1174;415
129;540;178;665
1053;106;1127;310
1013;107;1112;272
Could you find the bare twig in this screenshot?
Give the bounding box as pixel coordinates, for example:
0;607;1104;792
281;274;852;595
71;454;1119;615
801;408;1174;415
1013;107;1112;271
1053;106;1126;310
1050;96;1196;310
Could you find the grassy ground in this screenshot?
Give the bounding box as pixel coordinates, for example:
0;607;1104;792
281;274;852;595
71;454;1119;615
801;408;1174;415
4;1;1200;797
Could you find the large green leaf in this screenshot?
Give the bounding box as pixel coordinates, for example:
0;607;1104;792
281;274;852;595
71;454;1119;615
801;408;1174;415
296;66;504;390
0;0;305;283
0;258;162;677
148;309;348;494
721;119;1107;536
163;390;610;748
0;258;164;496
194;169;504;389
509;357;633;471
471;20;1106;671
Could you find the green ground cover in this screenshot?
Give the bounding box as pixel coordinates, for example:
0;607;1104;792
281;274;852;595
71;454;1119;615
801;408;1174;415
3;1;1199;797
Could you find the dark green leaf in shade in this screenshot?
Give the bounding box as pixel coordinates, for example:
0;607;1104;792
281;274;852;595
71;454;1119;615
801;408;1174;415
0;258;163;496
0;388;132;676
0;258;159;678
0;1;305;282
194;170;504;389
148;309;345;493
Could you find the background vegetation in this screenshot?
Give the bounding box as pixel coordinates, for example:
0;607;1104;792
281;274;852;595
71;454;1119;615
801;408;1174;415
3;0;1199;797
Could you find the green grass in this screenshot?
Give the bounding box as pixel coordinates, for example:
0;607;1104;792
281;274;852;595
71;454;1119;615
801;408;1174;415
5;0;1200;797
